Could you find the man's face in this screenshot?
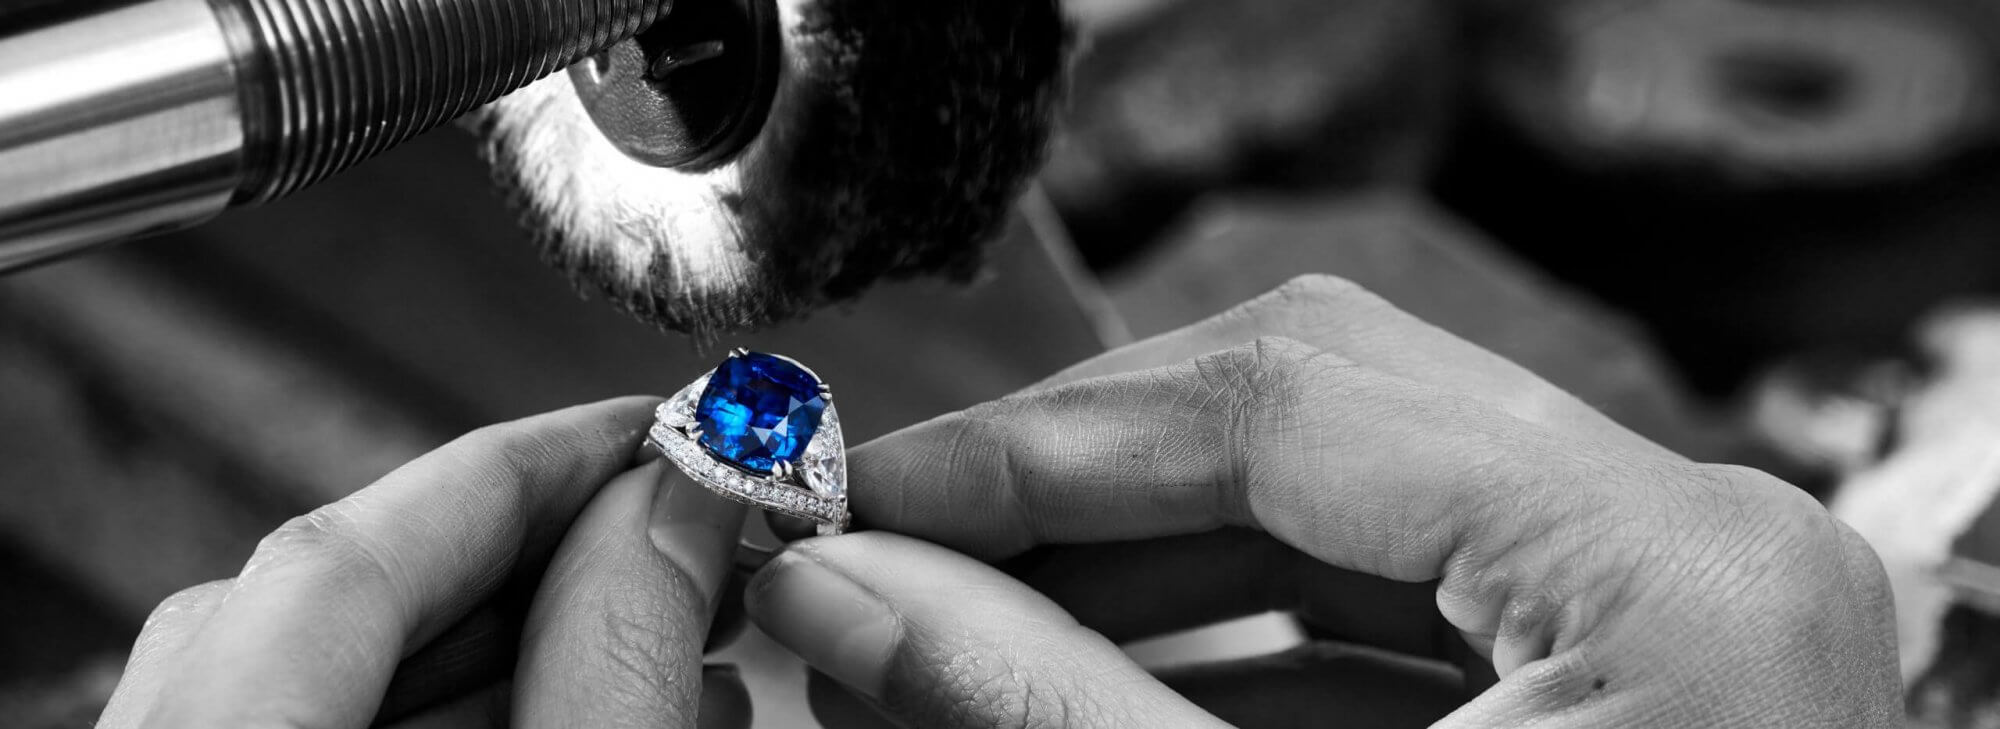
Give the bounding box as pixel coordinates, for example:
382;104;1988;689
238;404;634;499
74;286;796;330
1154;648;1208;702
468;0;1070;338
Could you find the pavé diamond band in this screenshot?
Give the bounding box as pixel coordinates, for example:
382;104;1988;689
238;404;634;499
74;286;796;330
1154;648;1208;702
648;350;850;536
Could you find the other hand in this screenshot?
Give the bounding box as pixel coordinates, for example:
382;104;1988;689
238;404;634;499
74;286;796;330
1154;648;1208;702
749;276;1901;728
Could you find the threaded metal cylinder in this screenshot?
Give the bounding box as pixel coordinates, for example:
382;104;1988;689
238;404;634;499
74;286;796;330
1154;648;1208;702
218;0;668;202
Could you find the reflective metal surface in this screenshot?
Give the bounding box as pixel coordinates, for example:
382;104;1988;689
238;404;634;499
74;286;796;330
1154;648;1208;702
0;0;669;273
0;0;244;271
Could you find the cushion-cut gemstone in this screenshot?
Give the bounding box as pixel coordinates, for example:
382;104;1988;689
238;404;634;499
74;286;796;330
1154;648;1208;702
694;352;827;474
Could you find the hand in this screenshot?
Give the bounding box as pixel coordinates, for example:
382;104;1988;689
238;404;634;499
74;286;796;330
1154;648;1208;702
98;398;753;729
747;276;1901;727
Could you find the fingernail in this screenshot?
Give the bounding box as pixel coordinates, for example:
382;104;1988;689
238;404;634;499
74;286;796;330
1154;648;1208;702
747;551;902;699
650;463;749;612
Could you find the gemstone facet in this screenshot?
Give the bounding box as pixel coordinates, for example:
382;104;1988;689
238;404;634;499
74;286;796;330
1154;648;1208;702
694;352;827;475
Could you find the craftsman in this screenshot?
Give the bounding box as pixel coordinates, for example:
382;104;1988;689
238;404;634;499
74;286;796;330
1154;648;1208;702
3;0;1900;724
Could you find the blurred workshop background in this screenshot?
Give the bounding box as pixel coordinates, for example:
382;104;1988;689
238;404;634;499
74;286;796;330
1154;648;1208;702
8;0;2000;726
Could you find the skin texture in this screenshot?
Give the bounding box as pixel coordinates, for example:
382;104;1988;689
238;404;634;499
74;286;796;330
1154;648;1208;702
98;276;1900;727
747;274;1903;728
469;0;1069;338
97;399;753;729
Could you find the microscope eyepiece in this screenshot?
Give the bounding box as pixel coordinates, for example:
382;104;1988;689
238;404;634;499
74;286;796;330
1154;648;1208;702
0;0;674;271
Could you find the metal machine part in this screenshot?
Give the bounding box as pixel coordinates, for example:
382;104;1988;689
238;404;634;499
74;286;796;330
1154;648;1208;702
0;0;244;270
569;0;781;170
0;0;769;272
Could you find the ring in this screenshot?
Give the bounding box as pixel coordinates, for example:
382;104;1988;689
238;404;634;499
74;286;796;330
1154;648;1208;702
649;349;849;536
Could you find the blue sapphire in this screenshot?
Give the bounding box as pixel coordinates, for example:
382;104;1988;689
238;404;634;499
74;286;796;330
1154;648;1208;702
694;352;827;474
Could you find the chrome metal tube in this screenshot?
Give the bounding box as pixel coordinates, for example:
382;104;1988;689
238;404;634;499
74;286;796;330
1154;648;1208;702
0;0;243;270
0;0;666;272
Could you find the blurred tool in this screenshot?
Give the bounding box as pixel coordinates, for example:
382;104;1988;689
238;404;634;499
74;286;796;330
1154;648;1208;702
1044;0;1451;270
1442;0;2000;392
1770;307;2000;724
1476;0;1996;183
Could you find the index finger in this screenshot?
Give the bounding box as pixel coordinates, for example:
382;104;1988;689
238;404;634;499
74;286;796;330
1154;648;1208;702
141;397;661;729
848;339;1800;681
851;336;1767;587
1035;275;1685;462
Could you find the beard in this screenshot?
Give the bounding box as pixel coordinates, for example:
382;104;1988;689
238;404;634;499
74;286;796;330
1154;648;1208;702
467;0;1069;339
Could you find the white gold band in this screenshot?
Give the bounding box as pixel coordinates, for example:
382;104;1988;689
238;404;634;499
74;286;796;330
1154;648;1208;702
648;366;850;536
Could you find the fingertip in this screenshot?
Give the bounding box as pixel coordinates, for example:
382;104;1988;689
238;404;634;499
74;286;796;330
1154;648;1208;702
528;395;667;437
649;466;749;613
589;393;671;414
572;395;671;453
512;460;735;729
599;395;670;465
573;460;670;543
615;457;670;496
744;548;901;700
751;534;1220;728
454;396;669;484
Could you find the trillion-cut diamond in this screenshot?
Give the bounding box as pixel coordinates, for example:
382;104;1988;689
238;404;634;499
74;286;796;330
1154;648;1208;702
802;453;844;499
694;352;827;475
800;405;846;498
658;374;707;429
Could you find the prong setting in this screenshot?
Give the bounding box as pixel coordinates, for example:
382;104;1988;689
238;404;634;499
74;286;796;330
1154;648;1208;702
650;354;847;533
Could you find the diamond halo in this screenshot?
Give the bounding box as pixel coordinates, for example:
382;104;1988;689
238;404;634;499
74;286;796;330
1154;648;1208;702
649;350;850;536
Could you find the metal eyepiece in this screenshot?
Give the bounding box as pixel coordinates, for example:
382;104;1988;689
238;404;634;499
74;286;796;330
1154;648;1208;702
567;0;781;170
220;0;669;201
0;0;672;271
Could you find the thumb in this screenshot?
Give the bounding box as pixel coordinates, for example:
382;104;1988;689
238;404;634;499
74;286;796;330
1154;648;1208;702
512;461;750;729
747;532;1226;728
